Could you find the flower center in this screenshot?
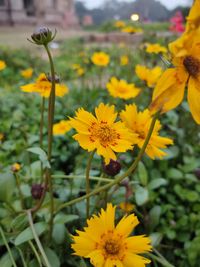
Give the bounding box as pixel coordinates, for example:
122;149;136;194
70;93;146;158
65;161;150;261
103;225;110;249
104;240;120;255
89;122;120;147
118;86;127;93
183;56;200;77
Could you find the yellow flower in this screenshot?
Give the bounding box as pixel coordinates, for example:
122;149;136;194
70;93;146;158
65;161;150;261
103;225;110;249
119;202;135;213
76;67;85;76
71;203;152;267
186;0;200;30
21;73;69;98
120;104;173;159
69;103;136;164
122;26;142;34
106;77;141;100
53;120;71;135
0;133;4;141
135;65;163;87
151;32;200;124
146;43;167;54
0;60;6;71
115;20;126;28
91;52;110;67
11;163;21;172
72;64;81;70
120;55;129;66
20;68;33;78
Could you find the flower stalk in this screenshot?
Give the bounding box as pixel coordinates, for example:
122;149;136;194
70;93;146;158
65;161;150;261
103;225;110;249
85;150;95;217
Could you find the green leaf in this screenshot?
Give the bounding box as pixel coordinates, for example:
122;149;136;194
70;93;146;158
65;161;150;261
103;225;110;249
28;259;40;267
167;168;183;180
27;147;51;169
11;213;28;231
14;222;47;246
135;186;149;206
0;172;15;202
148;178;168;190
138;162;148;186
0;249;18;267
187;236;200;266
52;224;66;244
149;206;161;231
44;247;60;267
149;232;163;247
54;213;79;224
186;191;199;202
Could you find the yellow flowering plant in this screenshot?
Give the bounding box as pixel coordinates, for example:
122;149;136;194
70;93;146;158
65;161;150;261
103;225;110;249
2;3;200;265
135;65;163;88
106;77;141;99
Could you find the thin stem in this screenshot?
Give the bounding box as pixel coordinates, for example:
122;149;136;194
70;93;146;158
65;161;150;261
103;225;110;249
44;44;56;161
44;44;56;239
0;227;17;267
14;173;24;209
52;174;113;183
149;253;175;267
39;97;45;183
17;247;28;267
26;210;52;267
39;97;45;149
57;112;159;212
28;241;42;267
86;150;95;218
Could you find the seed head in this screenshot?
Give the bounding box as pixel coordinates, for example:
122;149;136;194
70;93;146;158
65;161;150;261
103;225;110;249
31;184;44;200
30;27;56;46
103;159;121;176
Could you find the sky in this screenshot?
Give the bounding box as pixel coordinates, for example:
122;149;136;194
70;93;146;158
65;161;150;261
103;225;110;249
78;0;192;10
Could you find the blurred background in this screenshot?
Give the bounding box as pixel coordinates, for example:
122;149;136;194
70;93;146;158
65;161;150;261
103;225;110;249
0;0;193;46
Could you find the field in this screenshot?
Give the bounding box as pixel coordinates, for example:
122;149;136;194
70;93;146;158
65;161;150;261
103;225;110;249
0;15;200;267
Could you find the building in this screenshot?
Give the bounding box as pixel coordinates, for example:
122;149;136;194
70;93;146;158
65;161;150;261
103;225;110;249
0;0;79;28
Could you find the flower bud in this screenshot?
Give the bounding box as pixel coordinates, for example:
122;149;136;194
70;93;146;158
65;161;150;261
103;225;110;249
31;184;44;200
47;74;60;83
30;27;56;46
11;163;21;173
103;159;121;176
194;169;200;179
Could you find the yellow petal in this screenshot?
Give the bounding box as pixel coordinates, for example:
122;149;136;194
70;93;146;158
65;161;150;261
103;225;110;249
73;134;96;151
116;214;139;237
123;253;151;267
126;235;152;254
88;250;105;267
150;76;185;114
95;103;117;124
187;77;200;124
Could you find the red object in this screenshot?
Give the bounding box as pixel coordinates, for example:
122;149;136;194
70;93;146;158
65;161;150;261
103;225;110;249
169;11;185;33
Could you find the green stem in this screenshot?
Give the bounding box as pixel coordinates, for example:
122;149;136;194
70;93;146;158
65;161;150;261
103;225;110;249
14;173;24;209
28;241;42;267
52;174;112;183
17;247;28;267
86;150;95;218
0;227;17;267
149;253;175;267
44;44;56;239
57;112;159;212
26;210;52;267
39;97;45;149
39;97;45;183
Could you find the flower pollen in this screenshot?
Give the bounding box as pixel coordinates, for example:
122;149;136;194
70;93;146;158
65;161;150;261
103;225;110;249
183;55;200;77
89;122;119;147
104;239;120;255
